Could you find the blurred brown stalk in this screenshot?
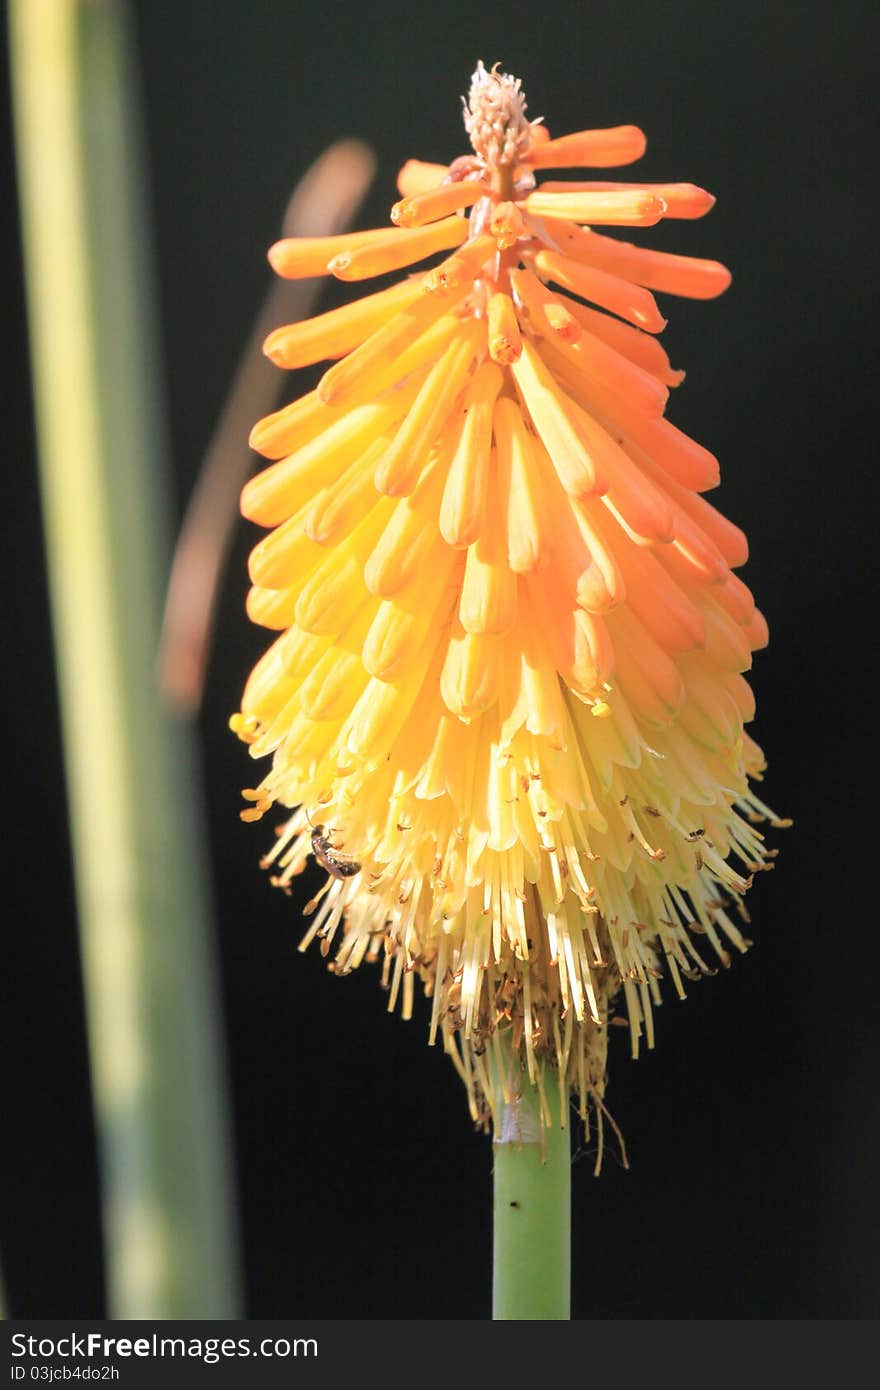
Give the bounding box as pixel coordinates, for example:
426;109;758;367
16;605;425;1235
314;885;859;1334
159;138;376;715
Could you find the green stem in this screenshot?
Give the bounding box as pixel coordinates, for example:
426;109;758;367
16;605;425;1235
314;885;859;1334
10;0;240;1316
492;1080;571;1320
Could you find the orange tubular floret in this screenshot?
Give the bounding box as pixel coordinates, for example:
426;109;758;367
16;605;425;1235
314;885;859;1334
568;499;626;613
552;326;667;419
373;324;483;495
250;389;345;461
536;337;719;492
328;216;469;281
364;455;446;598
245;585;297;632
422;235;496;292
552;298;685;386
662;521;728;586
487;292;523;364
317;281;470;405
440;362;502;547
511;268;665;415
564;396;675;544
651;462;748;568
440;621;503;720
262;278;424;370
251;312;466;458
242;389;422;530
493;397;548;574
307;437;392;546
268;227;394;279
524;124;647;169
508;266;664;414
714;570;755;625
539;181;716;219
608;606;684;725
540;221;731;301
459;458;518;636
744;609;769;651
510;265;580;340
631;420;721;494
607;534;705;652
511;340;606;498
396;159;448;197
391;180;482;227
523;188;667;227
544;302;581;340
534;248;667;334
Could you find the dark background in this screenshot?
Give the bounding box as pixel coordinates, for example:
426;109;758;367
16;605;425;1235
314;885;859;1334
3;0;878;1319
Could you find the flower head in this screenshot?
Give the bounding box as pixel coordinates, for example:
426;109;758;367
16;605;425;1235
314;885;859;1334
231;63;786;1136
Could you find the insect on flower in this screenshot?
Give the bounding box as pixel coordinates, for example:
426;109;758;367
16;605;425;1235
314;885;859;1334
309;823;362;881
230;61;787;1137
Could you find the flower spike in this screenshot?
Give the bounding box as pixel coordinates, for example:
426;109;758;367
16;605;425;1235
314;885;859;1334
233;62;785;1137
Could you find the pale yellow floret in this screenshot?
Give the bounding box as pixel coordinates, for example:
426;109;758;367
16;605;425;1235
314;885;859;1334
459;454;518;635
439;361;503;547
373;324;483;496
511;342;606;498
492;397;549;574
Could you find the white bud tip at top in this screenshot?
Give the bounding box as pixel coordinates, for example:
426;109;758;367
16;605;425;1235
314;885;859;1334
462;60;536;168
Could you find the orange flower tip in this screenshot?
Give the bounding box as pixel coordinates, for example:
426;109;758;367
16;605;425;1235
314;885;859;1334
239;476;268;523
633;304;667;334
247;421;263;451
316;375;339;406
266;240;288;275
327;251;354;278
422;265;459;294
544;304;581;342
421;235;495;294
396;158;448;197
390;180;481;228
489;334;522;365
487;292;522;364
261;327;291;367
667;183;715;218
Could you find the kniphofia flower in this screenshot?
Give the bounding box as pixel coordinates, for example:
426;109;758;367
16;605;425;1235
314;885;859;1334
231;62;785;1138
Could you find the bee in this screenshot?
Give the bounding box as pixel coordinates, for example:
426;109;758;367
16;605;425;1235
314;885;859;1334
310;823;361;880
